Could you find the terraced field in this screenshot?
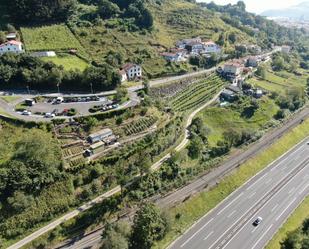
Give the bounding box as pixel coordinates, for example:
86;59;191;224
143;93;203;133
170;74;226;112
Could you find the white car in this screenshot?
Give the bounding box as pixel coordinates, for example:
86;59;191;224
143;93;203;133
45;113;55;118
22;110;31;116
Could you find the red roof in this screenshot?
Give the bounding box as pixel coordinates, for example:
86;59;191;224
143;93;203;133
0;40;22;47
122;63;137;71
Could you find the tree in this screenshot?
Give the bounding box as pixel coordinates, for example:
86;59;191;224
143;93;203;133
272;56;285;71
9;0;77;23
256;65;266;79
101;221;131;249
0;32;6;44
85;117;98;132
7;191;34;213
98;0;121;19
130;203;168;249
115;86;128;102
187;136;203;159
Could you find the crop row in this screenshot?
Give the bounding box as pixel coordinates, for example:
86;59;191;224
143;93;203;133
172;80;224;110
124;116;157;136
170;76;221;105
69;156;86;167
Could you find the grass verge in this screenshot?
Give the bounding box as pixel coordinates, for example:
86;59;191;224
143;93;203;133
265;196;309;249
153;118;309;249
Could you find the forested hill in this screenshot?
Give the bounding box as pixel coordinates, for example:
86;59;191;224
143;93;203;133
0;0;308;80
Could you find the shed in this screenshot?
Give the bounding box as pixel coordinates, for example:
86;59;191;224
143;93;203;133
88;128;113;144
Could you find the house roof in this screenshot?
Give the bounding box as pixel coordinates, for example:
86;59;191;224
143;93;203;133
0;40;22;47
122;63;139;72
187;41;203;46
203;40;216;46
119;69;126;76
161;52;178;57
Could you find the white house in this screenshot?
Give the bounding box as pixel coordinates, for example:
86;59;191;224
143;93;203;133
0;40;24;55
121;63;142;80
161;50;186;62
176;37;202;49
203;41;221;54
186;41;205;54
223;62;243;76
281;45;291;54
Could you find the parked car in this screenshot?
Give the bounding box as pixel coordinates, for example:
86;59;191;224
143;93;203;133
45;113;55;118
22;110;31;116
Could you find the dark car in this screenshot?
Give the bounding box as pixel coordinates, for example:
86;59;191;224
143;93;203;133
253;217;263;226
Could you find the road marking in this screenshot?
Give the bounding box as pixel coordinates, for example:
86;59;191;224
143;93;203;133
203;231;214;241
251;226;258;234
270;145;304;172
227;210;237;218
217;193;244;216
246;174;267;190
288;187;296;194
180;218;214;248
248;192;256;199
299;182;309;195
276;198;297;221
251;224;273;249
271;203;279;212
265;178;272;185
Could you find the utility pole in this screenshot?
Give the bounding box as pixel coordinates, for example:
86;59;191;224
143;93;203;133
90;82;93;94
57;83;60;94
26;85;30;95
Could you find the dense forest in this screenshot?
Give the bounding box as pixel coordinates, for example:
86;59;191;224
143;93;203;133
281;218;309;249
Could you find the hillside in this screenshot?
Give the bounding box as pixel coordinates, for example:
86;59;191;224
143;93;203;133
262;1;309;20
0;0;257;79
70;0;256;78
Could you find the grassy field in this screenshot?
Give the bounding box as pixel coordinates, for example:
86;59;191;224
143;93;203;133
20;24;83;51
198;96;279;146
266;197;309;249
153;118;309;249
248;68;308;94
41;55;89;71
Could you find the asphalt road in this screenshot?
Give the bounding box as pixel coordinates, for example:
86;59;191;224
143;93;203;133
169;138;309;249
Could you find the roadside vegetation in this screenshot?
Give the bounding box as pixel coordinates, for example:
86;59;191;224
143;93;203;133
266;197;309;249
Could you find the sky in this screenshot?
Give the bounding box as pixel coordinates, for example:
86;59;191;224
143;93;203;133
196;0;306;13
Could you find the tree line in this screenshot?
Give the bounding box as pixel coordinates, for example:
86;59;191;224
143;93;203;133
0;53;121;91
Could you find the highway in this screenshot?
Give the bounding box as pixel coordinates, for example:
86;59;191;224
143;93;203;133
169;138;309;249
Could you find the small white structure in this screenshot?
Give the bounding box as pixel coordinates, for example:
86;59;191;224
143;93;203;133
121;63;142;80
6;33;17;40
0;40;24;55
203;41;221;54
31;51;56;57
281;45;291;54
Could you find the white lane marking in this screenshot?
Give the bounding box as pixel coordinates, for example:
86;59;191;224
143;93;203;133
265;178;272;185
251;226;258;234
248;192;256;199
271;204;279;212
203;231;214;241
251;224;273;249
288;187;296;194
180;218;214;248
299;182;309;195
276;198;297;221
247;174;268;191
217;193;244;216
227;210;237;218
270;145;304;172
